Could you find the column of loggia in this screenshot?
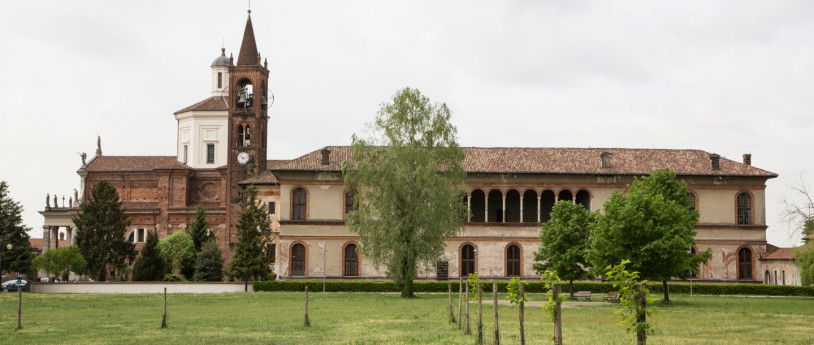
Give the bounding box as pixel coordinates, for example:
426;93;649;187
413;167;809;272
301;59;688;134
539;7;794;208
502;196;506;223
42;226;50;252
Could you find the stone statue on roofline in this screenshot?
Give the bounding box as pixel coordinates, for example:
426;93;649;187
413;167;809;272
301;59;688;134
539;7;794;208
46;193;51;209
74;189;79;204
79;152;87;167
53;194;58;208
96;135;102;157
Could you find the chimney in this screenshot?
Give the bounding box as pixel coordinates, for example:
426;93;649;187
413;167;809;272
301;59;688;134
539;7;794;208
743;153;751;166
709;153;721;171
320;148;331;165
600;152;612;169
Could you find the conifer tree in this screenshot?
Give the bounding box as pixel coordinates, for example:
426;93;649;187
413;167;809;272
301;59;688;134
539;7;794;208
189;204;213;253
227;186;271;291
132;230;165;281
0;181;35;277
193;240;224;281
73;180;136;281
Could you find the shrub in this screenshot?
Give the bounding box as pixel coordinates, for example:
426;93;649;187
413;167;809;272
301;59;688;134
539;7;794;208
163;274;188;282
252;280;814;296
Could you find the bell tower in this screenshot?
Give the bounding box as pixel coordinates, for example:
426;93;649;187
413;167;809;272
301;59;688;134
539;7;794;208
225;11;270;246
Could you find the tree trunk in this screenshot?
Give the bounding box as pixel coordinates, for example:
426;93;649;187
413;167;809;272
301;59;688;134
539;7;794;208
569;279;574;300
402;278;414;298
553;285;562;345
637;284;647;345
662;280;669;302
161;287;167;328
245;280;249;292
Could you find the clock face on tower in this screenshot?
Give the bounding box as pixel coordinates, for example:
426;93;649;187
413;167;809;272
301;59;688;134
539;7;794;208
237;152;250;165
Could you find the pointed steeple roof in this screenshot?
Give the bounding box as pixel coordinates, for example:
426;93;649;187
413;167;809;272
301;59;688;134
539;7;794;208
237;14;259;66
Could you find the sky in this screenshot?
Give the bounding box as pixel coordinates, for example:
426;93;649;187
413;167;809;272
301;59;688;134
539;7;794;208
1;1;813;247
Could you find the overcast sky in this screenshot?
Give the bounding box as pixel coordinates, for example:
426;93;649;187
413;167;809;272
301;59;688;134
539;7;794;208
1;1;813;246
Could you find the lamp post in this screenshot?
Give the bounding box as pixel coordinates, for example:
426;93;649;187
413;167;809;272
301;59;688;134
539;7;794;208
0;241;12;281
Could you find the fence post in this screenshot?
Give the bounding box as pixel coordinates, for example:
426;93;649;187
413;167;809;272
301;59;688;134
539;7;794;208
465;283;471;335
519;282;525;345
458;278;463;330
161;287;167;329
304;285;311;327
448;283;456;323
477;283;483;345
553;285;562;344
493;283;499;345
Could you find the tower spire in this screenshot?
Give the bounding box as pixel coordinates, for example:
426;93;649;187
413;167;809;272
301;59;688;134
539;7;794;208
237;13;259;65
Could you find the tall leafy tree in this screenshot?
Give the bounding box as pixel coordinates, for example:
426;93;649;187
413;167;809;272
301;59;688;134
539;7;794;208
0;181;34;277
533;200;594;299
157;231;194;275
194;240;224;282
796;243;814;286
32;245;87;281
189;204;214;253
132;230;165;281
343;87;467;298
73;180;136;281
227;186;271;291
589;168;710;302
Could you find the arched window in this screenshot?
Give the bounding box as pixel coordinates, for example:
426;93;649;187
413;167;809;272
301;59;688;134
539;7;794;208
470;190;485;223
244;125;251;145
292;188;307;221
688;192;697;214
344;244;358;277
522;190;538;223
345;189;357;216
737;193;751;225
506;244;521;277
461;244;475;277
505;189;521;222
558;189;573;202
540;190;555;222
487;190;503;222
738;247;753;280
291;243;306;276
238;124;244;146
764;270;770;285
575;190;591;211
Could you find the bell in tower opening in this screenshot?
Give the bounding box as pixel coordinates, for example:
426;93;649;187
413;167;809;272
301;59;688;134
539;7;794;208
237;80;253;108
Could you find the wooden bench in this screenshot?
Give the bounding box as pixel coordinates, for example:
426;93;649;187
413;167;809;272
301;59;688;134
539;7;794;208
602;291;620;304
574;290;592;301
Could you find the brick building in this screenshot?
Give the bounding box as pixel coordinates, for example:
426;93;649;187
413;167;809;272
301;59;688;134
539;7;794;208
40;14;789;283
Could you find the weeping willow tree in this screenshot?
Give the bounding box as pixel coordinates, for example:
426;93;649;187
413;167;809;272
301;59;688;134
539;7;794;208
343;88;467;298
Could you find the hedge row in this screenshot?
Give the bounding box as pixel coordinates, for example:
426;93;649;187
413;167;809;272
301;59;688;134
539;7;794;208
253;280;814;296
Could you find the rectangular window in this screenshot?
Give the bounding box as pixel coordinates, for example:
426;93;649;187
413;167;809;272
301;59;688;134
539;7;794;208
436;261;449;281
206;144;215;163
268;201;276;214
217;72;222;89
183;145;188;164
137;228;145;243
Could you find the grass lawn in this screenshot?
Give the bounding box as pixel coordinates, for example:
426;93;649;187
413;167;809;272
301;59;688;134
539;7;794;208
1;291;813;344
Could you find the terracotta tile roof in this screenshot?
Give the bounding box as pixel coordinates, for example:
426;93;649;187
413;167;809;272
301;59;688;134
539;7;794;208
85;156;190;172
29;238;68;249
272;146;777;177
762;247;795;260
239;160;290;185
174;96;228;114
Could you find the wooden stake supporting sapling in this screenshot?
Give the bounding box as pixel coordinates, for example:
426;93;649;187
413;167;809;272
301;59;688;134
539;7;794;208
304;285;311;327
477;283;483;345
161;287;168;329
448;283;456;323
465;284;471;335
492;283;499;345
458;278;463;330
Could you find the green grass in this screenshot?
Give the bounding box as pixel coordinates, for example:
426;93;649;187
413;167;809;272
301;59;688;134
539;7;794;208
1;292;813;344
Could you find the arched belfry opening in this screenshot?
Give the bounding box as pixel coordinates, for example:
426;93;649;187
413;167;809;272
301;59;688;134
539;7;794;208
236;79;254;109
